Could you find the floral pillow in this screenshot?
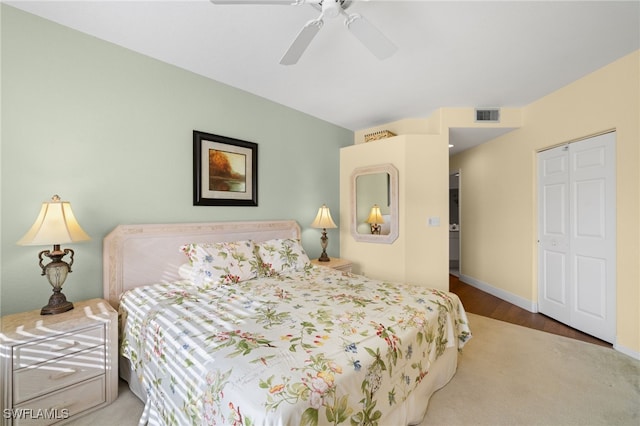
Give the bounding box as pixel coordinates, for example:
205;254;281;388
224;240;261;280
180;240;260;287
256;238;311;275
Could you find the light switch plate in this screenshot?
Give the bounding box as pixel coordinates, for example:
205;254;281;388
428;217;440;227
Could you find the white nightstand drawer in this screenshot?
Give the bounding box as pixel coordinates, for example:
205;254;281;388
13;325;104;369
13;375;106;426
2;298;118;424
14;346;105;404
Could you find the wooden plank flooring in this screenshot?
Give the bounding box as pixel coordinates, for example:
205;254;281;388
449;274;611;348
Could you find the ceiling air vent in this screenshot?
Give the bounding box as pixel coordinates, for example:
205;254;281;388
475;108;500;122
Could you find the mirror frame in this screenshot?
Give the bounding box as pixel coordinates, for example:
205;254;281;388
350;163;399;244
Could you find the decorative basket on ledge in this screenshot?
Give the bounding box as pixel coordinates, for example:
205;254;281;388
364;130;396;142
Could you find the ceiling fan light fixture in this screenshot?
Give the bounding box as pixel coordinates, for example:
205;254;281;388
322;0;341;18
211;0;393;64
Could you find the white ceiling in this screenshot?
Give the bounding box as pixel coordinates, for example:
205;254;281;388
6;0;640;154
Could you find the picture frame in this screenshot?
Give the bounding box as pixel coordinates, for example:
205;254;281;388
193;130;258;206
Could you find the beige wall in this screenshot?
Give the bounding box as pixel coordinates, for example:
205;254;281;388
450;50;639;356
343;107;522;291
347;50;639;357
353;108;523;145
340;134;449;291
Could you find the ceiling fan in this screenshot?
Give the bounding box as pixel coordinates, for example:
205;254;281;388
210;0;397;65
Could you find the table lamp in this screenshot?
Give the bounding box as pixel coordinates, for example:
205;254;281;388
366;204;384;234
17;195;91;315
310;204;337;262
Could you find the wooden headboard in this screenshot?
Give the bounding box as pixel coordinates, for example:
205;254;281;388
103;220;301;309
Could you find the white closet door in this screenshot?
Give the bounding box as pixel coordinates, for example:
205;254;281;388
538;145;571;325
537;132;616;343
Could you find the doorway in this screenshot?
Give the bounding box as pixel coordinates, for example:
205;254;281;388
449;170;460;277
537;132;616;343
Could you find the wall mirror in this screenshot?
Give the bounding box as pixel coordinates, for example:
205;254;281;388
351;163;399;244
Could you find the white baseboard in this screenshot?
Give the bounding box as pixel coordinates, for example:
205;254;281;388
458;274;640;360
458;274;538;313
613;343;640;361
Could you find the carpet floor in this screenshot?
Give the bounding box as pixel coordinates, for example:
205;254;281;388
419;313;639;426
67;313;640;426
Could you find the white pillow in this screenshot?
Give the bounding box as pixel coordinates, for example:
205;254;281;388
256;238;311;275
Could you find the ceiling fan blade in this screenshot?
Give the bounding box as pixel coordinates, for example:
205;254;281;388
210;0;315;5
345;13;397;60
280;20;323;65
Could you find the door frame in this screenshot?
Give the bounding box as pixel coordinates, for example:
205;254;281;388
449;169;461;275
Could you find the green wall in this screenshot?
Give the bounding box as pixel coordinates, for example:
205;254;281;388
0;5;352;316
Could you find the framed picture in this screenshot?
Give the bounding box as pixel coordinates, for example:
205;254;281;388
193;130;258;206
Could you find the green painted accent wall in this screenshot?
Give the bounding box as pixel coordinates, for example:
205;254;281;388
0;5;352;315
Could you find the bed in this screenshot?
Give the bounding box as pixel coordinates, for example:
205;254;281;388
103;220;471;426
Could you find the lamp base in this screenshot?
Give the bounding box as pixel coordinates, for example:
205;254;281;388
318;253;331;262
318;228;331;262
41;291;74;315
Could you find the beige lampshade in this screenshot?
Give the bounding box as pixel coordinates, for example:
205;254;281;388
311;204;337;229
17;195;90;246
366;204;384;224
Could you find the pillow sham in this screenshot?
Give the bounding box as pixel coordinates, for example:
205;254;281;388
256;238;311;275
180;240;260;286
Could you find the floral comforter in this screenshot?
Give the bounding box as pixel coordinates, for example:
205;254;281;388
119;266;471;426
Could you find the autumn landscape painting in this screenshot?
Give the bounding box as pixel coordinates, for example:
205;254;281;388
209;149;246;193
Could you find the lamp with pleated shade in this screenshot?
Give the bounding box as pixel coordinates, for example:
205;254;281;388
310;204;337;262
366;204;384;235
17;195;90;315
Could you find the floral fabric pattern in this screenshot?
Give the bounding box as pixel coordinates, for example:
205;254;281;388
256;238;311;275
179;240;260;287
119;266;471;426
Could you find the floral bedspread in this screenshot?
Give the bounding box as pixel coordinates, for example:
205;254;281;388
119;266;471;426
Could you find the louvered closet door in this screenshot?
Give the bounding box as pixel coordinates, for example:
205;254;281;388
537;132;616;343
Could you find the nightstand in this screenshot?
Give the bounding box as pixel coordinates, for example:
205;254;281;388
1;298;118;425
311;257;353;273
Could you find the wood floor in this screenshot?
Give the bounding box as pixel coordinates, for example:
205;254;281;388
449;274;611;348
